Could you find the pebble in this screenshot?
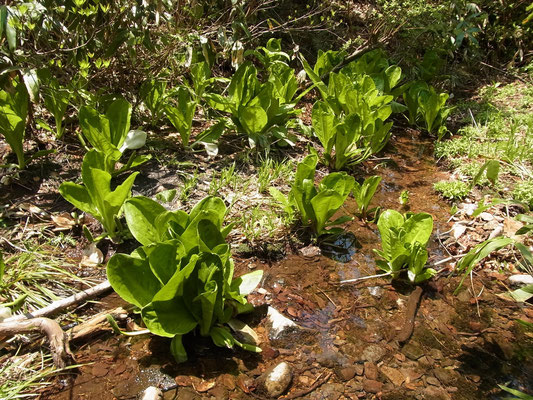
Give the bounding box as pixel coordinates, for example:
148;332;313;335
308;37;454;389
361;344;387;363
402;343;424;360
509;274;533;286
479;212;494;221
381;366;405;386
364;362;378;380
363;379;383;394
259;362;292;398
139;387;163;400
426;376;440;386
337;366;357;381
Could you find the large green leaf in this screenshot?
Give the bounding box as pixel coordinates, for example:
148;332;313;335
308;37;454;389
239;105;268;135
106;98;131;148
148;240;185;285
58;182;99;218
107;254;161;308
403;212;434;247
377;209;405;259
312;101;336;154
311;190;344;234
124;196;167;246
141;256;199;337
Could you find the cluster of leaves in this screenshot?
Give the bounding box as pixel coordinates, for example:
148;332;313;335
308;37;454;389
302;50;401;170
404;81;452;139
270;154;354;235
107;196;263;362
374;210;435;283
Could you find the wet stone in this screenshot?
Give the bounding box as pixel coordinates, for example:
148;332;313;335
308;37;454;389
308;383;345;400
361;344;387;363
433;368;457;385
336;366;357;381
402;343;424;360
426;376;440;386
364;362;378;380
380;366;405;386
265;307;301;342
259;362;293;398
363;379;383;394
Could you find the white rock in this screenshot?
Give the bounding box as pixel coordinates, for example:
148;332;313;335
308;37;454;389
261;362;293;397
508;274;533;286
479;212;494;222
139;386;163;400
228;318;261;345
488;224;504;239
266;307;299;340
461;203;477;216
0;307;12;322
452;222;467;240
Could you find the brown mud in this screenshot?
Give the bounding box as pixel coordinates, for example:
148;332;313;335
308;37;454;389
39;132;533;400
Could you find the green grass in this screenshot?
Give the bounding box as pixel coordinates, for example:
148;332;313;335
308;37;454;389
513;180;533;208
435;80;533;202
0;244;94;313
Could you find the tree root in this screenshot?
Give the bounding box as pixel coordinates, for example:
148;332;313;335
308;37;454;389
396;286;424;344
0;317;75;368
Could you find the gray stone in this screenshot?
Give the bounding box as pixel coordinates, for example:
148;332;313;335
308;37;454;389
260;362;292;398
402;343;424;360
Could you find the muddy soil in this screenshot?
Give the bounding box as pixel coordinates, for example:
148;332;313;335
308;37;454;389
37;132;533;400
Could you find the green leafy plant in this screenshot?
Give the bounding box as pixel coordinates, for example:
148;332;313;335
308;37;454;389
352;175;382;220
140;78;167;125
107;195;262;362
165;87;197;148
79;98;150;174
205;61;299;148
374;209;435;283
59;151;138;241
403;81;452;139
0;75;53;169
311;99;392;170
38;69;71;139
269;154;354;235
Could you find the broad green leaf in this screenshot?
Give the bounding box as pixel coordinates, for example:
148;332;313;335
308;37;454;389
107;254;161;308
106;98;131;148
311;190;344;234
58;182;99;218
148;240;184;285
124;196;167;246
377;209;405;259
239;105;268;135
312;101;335;154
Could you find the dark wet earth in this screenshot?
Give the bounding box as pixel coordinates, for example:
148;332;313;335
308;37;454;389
43;133;533;399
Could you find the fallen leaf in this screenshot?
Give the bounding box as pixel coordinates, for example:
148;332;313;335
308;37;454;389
51;213;76;230
80;243;104;267
191;377;216;393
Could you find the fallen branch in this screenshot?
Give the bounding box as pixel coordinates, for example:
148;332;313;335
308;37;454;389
0;317;75;368
396;286;424;344
69;306;130;341
6;280;112;323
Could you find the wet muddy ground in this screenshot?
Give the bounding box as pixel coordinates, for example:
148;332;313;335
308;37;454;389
39;132;533;399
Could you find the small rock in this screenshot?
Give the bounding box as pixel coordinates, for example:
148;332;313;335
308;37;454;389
402;343;424;360
354;364;364;376
509;274;533;286
380;366;405;386
259;362;293;398
429;349;443;360
423;386;452;400
488;224;504;239
364;362;378;380
451;222;467;239
308;383;344;400
266;307;300;341
433;368;457;385
461;203;477;216
368;286;383;297
139;387;163;400
361;344;387;363
337;366;357;381
426;376;440;386
479;212;494;221
299;245;321;257
363;379;383;394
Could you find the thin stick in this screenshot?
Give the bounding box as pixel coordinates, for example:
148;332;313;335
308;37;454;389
282;371;333;399
6;280;112;322
339;271;393;284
